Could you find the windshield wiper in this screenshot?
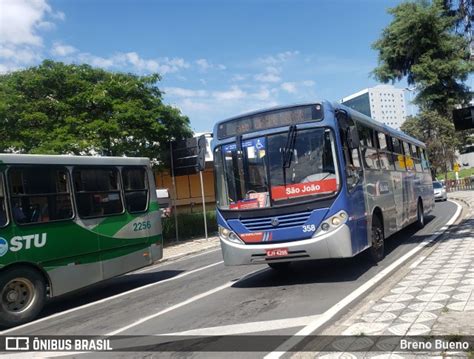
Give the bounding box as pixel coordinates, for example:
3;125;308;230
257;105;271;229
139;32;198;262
283;125;297;168
282;125;297;187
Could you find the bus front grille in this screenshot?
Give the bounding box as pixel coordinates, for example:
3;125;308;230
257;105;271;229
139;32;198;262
241;211;311;231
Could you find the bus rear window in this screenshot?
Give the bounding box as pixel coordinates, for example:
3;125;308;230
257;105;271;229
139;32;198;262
73;168;124;218
122;167;148;213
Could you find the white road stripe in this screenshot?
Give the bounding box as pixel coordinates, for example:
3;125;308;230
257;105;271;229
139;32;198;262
3;267;268;358
131;248;220;274
160;314;321;336
264;201;462;359
1;260;224;335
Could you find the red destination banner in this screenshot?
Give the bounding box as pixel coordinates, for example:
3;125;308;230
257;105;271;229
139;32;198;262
271;178;338;201
229;199;259;210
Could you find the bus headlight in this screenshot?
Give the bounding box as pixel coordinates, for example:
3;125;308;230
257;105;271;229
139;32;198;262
313;210;348;238
218;225;243;244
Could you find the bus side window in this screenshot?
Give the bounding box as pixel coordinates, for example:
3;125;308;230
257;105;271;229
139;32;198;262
413;146;422;172
358;125;379;170
391;137;405;171
339;120;361;190
122;167;148;213
421;149;430;171
73;168;124;218
376;131;392;170
8;167;73;224
402;141;414;171
0;173;8;227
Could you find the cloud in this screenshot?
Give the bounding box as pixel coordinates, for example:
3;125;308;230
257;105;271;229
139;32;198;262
196;58;211;70
258;50;299;65
0;0;66;73
213;86;247;101
65;51;190;74
195;58;226;71
51;42;77;56
164;87;208;98
254;66;281;83
281;80;316;94
280;82;297;94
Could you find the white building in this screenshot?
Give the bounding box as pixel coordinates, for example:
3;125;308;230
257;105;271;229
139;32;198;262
341;85;408;130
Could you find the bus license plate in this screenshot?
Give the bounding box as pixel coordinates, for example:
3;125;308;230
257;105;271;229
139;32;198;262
266;248;288;257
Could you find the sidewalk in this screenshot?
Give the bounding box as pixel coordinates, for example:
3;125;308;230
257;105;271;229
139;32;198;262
298;191;474;357
161;235;220;262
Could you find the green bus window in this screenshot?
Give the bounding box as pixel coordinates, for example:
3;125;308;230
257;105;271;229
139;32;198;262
73;168;124;218
0;174;7;227
8;167;73;225
122;167;148;213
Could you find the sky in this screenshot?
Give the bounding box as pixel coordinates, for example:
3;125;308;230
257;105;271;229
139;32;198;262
0;0;422;132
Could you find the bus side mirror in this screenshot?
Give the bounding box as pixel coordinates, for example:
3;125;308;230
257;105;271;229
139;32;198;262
347;126;359;149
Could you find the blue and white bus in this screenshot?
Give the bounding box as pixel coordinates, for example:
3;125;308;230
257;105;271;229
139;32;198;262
212;101;434;269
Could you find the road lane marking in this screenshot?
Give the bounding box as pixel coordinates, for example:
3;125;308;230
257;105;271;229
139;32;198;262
1;260;224;335
264;201;462;359
131;248;221;274
160;314;322;336
2;267;269;358
106;267;267;336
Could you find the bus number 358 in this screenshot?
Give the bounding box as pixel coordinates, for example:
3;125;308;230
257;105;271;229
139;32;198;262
302;224;316;232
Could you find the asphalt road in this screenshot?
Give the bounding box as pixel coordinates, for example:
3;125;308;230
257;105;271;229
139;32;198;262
0;200;458;358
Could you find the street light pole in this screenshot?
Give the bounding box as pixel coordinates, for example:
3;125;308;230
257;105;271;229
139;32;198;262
405;87;416;117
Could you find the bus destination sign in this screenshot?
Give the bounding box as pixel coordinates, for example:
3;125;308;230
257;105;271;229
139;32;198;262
217;104;324;139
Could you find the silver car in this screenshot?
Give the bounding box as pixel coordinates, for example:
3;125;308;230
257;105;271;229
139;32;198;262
433;181;447;201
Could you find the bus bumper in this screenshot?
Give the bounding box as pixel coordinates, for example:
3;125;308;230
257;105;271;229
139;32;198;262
220;224;353;266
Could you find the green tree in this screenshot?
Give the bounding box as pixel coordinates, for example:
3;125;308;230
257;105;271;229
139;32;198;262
372;0;473;115
0;60;192;166
401;111;459;177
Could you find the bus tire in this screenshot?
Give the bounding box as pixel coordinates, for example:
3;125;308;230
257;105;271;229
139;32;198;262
368;215;384;263
0;267;46;328
268;262;291;271
416;200;425;229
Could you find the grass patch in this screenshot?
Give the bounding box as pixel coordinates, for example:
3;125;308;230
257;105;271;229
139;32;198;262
436;167;474;181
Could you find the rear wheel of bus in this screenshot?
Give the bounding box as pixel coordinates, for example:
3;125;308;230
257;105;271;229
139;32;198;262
416;199;425;229
368;215;385;263
0;267;46;327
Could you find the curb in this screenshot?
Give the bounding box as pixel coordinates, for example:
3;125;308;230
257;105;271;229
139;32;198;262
159;242;221;264
265;201;464;358
450;196;472;209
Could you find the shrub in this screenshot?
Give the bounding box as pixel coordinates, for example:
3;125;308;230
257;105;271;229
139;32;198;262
162;211;217;242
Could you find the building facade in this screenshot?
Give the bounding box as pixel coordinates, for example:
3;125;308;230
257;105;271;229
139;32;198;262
341;85;408;129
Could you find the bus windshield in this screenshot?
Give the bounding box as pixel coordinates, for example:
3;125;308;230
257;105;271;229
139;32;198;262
214;127;340;210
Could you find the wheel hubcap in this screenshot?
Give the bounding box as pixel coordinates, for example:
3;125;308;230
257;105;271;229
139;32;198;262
2;278;36;314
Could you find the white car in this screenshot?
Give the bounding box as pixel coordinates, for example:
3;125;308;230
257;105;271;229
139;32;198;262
433;181;447;201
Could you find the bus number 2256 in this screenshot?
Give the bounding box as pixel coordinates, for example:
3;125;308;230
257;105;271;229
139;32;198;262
133;221;152;231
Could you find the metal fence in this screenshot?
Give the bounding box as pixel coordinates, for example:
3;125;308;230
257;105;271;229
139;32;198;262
444;176;474;192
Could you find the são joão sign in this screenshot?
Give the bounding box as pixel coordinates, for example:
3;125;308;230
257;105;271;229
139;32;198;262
271;178;337;201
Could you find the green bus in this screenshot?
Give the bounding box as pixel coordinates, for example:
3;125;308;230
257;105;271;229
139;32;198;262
0;154;163;327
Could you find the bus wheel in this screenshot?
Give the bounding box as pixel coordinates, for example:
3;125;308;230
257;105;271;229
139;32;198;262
369;216;385;263
268;262;291;271
416;200;425;229
0;267;46;328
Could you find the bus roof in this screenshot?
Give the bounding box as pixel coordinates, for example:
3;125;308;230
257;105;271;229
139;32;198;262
0;154;151;166
212;100;425;148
